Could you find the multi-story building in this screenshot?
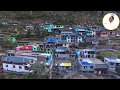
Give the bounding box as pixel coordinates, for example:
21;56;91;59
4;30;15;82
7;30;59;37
2;56;35;73
60;31;83;44
104;57;120;72
76;49;96;58
55;47;70;59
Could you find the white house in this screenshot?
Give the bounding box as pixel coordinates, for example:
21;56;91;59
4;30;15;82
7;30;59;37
104;57;120;71
2;56;35;73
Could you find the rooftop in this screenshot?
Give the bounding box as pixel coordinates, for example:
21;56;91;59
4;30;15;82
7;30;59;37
46;37;57;43
89;58;105;64
79;58;94;64
104;57;120;63
2;56;31;64
55;47;70;52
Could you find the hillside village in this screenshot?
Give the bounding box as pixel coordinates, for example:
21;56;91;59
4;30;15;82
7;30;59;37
0;11;120;79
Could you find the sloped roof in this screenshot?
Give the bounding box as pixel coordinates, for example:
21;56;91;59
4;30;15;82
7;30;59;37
95;64;109;69
81;61;90;65
57;40;68;44
2;56;31;64
74;28;86;32
55;47;70;52
46;37;57;43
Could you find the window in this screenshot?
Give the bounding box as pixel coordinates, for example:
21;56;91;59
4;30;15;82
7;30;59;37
25;66;29;70
31;60;33;63
90;66;93;68
19;66;22;69
13;65;15;68
110;62;114;65
88;55;90;58
92;55;94;57
6;65;8;67
84;66;87;69
116;63;120;66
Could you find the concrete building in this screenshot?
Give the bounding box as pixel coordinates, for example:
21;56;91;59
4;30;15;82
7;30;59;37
55;47;70;59
2;56;35;73
104;57;120;72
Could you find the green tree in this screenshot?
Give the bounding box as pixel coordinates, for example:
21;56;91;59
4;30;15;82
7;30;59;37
22;62;49;79
96;54;104;59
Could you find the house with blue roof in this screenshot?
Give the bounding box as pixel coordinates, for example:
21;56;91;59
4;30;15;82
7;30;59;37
77;58;95;73
44;37;57;54
76;58;108;74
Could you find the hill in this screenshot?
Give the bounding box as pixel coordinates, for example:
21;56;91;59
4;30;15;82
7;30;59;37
0;11;120;26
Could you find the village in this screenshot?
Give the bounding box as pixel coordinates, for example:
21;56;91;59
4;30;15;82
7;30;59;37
0;12;120;79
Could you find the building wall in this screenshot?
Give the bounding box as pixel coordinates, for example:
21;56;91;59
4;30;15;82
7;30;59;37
77;37;83;42
80;64;94;72
3;63;31;73
62;44;69;48
55;54;70;59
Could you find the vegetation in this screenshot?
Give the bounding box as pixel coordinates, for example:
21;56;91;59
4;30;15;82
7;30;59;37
96;54;104;60
78;42;88;48
22;62;49;79
96;52;120;59
1;11;120;26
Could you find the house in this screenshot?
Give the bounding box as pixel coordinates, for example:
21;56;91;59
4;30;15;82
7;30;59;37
26;25;34;31
55;47;70;59
100;31;108;38
41;23;54;32
77;58;95;73
76;49;96;58
54;59;72;71
104;57;120;72
39;43;45;52
53;25;64;29
6;50;15;56
52;25;64;34
86;28;94;37
60;31;83;44
85;37;98;45
44;37;57;54
2;56;35;73
32;44;40;52
56;40;69;48
74;28;86;36
17;52;53;65
90;58;109;75
76;58;108;75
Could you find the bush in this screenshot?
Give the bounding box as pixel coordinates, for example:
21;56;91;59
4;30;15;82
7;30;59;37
96;54;104;59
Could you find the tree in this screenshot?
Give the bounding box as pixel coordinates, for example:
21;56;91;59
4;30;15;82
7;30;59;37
22;62;49;79
96;54;104;60
115;66;120;75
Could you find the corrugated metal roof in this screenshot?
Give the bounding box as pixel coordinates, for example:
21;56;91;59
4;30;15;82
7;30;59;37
57;40;68;44
81;61;90;65
55;47;70;52
2;56;31;63
46;37;57;43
